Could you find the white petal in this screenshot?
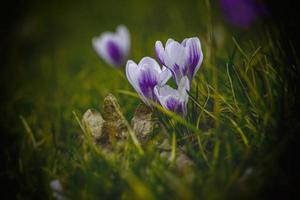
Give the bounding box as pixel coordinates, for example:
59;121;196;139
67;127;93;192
116;25;130;56
181;38;188;47
154;85;175;109
164;40;188;84
166;41;188;67
158;66;172;86
178;76;190;116
92;33;121;66
126;60;140;92
185;37;203;78
156;84;178;99
154;86;162;105
166;38;175;46
127;58;160;105
178;76;190;103
50;180;63;192
178;76;190;94
139;57;162;74
155;41;165;65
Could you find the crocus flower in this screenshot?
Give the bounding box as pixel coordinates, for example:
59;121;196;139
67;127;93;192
50;179;65;200
220;0;266;28
126;57;172;105
155;37;203;85
154;76;190;116
93;25;130;66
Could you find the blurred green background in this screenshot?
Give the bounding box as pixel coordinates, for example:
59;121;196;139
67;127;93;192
1;0;299;199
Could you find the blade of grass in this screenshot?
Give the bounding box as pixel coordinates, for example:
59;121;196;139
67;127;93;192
226;63;239;111
196;134;208;163
196;84;211;128
170;132;176;163
232;37;249;61
226;116;249;147
108;96;144;155
187;90;217;120
19;115;37;149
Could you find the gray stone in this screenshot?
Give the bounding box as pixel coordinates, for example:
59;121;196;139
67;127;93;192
81;109;105;142
131;103;153;143
102;93;128;140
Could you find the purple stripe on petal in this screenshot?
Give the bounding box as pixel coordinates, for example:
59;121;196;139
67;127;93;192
172;63;182;84
166;97;179;112
107;40;123;65
166;97;184;114
155;48;165;66
138;70;158;100
177;103;184;114
187;41;200;80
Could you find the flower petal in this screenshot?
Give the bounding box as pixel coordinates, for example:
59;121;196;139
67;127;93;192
178;76;190;97
138;69;158;101
181;38;188;47
137;57;161;101
155;84;188;116
178;76;190;115
185;37;203;80
116;25;130;56
156;84;178;97
106;40;123;65
127;57;163;105
166;38;175;46
93;33;124;66
93;33;113;65
93;25;130;67
158;66;172;86
166;97;184;113
126;60;151;104
126;60;140;92
154;85;175;109
164;41;188;84
155;41;166;66
50;180;63;193
139;57;162;74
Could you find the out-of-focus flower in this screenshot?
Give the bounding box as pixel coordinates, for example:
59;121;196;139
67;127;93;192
93;25;130;66
154;76;190;116
50;179;66;200
220;0;266;28
126;57;172;105
155;37;203;85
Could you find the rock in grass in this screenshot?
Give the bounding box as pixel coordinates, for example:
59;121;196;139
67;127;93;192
175;151;194;171
131;103;153;143
158;138;171;151
102;93;128;141
81;109;105;142
158;138;194;171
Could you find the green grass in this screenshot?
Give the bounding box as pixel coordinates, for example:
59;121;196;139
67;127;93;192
1;0;291;199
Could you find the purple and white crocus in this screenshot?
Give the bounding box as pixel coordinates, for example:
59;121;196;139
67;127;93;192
155;37;203;85
220;0;266;28
93;25;130;67
126;57;172;105
154;76;190;116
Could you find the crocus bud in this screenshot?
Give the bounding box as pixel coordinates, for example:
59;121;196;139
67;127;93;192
93;25;130;67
